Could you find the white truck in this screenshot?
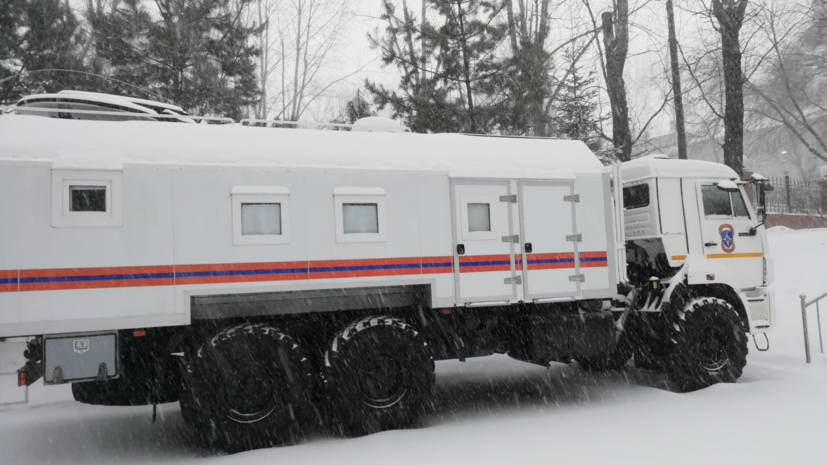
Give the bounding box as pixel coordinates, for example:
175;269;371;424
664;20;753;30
0;94;774;451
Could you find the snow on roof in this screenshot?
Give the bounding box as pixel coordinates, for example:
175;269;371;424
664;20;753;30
57;90;186;114
0;115;605;175
16;93;157;114
622;156;739;182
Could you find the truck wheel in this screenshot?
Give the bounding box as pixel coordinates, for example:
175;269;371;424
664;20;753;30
575;333;634;372
185;324;316;451
666;298;748;392
323;316;434;436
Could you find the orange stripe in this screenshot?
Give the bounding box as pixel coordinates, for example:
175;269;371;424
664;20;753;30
671;255;687;261
707;253;764;259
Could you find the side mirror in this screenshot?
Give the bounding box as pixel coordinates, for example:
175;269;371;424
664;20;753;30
716;180;740;192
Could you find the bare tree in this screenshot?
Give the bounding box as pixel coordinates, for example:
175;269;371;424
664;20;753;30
747;0;827;164
256;0;360;121
710;0;749;173
666;0;687;159
601;1;633;161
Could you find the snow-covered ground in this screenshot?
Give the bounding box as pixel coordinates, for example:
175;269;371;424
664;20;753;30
2;229;826;465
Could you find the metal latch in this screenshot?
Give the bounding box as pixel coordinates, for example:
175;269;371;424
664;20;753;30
500;195;517;203
568;274;585;282
504;276;522;285
502;234;520;243
566;234;582;242
564;194;580;202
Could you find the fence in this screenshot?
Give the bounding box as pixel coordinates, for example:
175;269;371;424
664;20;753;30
765;173;825;216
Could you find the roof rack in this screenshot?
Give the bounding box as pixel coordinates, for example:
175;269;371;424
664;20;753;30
6;106;234;124
239;118;411;133
4;106;409;131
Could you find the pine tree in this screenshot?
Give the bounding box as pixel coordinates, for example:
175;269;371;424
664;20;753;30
344;90;375;124
366;0;504;134
365;0;463;133
1;0;90;104
428;0;505;133
89;0;260;119
553;48;603;152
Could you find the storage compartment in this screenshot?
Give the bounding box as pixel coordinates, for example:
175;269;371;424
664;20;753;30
528;310;616;361
43;332;119;385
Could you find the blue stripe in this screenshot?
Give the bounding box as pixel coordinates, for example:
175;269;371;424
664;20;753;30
176;268;307;278
20;273;175;284
422;262;452;268
580;257;608;262
0;278;18;285
528;259;575;264
460;261;511;267
310;263;421;272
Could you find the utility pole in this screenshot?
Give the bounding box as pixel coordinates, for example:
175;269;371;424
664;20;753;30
667;0;688;159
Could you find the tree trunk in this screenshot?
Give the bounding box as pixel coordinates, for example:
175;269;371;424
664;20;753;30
602;4;632;161
666;0;687;159
712;0;748;174
455;0;476;133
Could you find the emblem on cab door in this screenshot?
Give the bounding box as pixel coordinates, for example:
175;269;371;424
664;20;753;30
73;339;90;354
719;224;736;253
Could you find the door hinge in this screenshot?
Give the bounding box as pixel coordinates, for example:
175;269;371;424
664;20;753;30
502;234;520;243
566;234;582;242
568;274;585;282
504;276;522;285
499;194;517;203
564;194;580;202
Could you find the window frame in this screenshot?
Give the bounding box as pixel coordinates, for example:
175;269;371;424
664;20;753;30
52;170;122;228
334;187;386;243
231;187;290;245
623;183;650;210
700;183;752;220
460;195;499;241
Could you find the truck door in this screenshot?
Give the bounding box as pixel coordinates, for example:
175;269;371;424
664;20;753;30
519;181;580;300
696;180;763;289
451;181;518;304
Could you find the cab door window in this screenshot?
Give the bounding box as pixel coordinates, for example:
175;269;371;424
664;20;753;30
701;185;750;219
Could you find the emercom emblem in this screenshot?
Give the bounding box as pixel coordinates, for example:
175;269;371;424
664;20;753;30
719;224;735;253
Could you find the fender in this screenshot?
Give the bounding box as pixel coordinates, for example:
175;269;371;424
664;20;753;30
683;253;733;286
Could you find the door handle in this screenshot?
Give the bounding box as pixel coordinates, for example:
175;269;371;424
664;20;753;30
457;244;465;255
525;242;533;253
704;242;718;247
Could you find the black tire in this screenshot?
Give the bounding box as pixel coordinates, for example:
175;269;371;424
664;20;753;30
184;324;316;451
575;332;634;372
323;316;434;436
666;297;748;392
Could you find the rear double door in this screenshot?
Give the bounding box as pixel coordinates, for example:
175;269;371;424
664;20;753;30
519;181;580;300
451;179;580;304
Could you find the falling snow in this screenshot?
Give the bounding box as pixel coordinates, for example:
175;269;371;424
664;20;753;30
1;227;826;465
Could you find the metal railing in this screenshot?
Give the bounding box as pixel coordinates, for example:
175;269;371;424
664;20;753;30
766;173;825;216
800;290;827;363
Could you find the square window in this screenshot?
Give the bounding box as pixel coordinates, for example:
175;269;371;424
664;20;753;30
70;186;107;212
467;203;491;232
343;203;378;234
231;187;290;245
52;170;121;227
334;188;386;243
241;203;281;235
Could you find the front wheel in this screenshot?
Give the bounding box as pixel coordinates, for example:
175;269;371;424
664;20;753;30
666;298;748;392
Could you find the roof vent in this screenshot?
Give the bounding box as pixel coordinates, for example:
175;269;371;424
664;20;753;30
351;117;410;133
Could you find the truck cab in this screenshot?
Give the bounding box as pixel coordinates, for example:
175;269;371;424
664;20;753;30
621;155;774;334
